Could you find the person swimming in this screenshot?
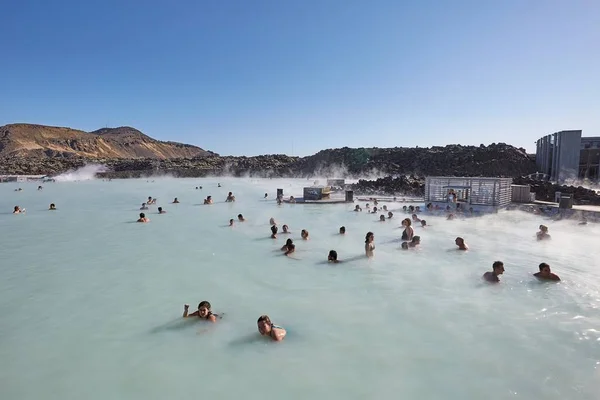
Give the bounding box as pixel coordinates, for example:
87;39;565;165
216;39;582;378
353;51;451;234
204;196;213;205
483;261;504;283
411;214;421;223
237;214;245;222
281;238;295;255
269;217;276;226
382;205;388;211
408;236;420;248
37;185;43;190
401;242;409;250
183;301;217;322
301;229;309;240
282;224;290;233
158;207;167;214
455;237;468;250
328;250;339;263
257;315;286;341
264;193;268;199
270;225;278;239
536;225;550;240
49;203;56;210
147;196;156;205
379;215;386;222
447;213;455;220
137;212;150;223
339;226;346;234
365;232;375;257
229;219;234;226
387;211;393;219
534;262;560;281
289;196;296;203
226;192;235;202
140;203;148;210
13;206;25;214
218;183;221;187
172;198;180;204
401;218;414;241
354;205;362;212
420;220;427;227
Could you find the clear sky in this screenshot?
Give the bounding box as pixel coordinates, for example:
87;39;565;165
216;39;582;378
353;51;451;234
1;0;599;156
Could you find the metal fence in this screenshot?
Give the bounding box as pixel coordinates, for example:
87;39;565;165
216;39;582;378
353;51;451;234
425;177;512;207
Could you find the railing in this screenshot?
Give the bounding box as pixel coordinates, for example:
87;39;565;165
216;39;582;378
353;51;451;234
425;177;512;207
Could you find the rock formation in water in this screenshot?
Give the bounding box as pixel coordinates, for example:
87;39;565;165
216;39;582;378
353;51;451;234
0;124;214;159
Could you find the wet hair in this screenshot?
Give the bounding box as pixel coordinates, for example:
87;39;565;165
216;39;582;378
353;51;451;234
365;232;374;243
14;206;19;211
402;218;412;227
539;262;550;271
401;242;409;250
229;219;234;223
282;224;289;231
285;238;293;246
139;213;145;218
456;237;464;244
492;261;504;270
198;301;211;310
412;236;420;243
301;229;308;237
421;220;427;226
50;203;55;208
158;207;163;212
271;225;278;234
339;226;346;233
257;315;271;324
380;215;385;221
328;250;338;261
238;214;243;219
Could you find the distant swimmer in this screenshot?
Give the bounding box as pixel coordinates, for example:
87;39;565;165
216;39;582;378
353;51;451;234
13;206;25;214
140;203;149;210
365;232;375;257
226;192;235;202
172;198;180;204
147;197;156;205
183;301;217;322
204;196;213;205
158;207;167;214
271;225;278;239
237;214;245;222
269;217;276;226
534;262;560;281
281;238;295;255
483;261;504;283
282;224;290;234
401;242;409;250
411;214;421;223
354;205;362;212
455;237;468;250
301;229;309;240
264;193;268;199
339;226;346;234
14;188;23;192
137;213;150;223
401;218;414;241
387;211;393;219
365;203;370;210
382;205;388;211
229;219;234;226
420;220;427;227
328;250;340;263
372;206;378;214
379;215;386;222
218;183;221;187
289;196;296;203
408;236;420;248
49;203;56;210
536;225;551;240
37;185;43;190
257;315;286;341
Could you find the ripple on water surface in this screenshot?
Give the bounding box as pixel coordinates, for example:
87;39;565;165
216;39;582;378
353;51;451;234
0;178;599;400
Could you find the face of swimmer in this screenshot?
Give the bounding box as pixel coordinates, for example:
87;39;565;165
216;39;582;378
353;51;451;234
198;304;210;318
257;320;271;335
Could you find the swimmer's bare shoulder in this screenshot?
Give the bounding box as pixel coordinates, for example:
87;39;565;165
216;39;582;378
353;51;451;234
272;326;286;341
482;272;499;283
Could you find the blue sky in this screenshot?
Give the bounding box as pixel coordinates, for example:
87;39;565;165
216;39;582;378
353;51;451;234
1;0;599;156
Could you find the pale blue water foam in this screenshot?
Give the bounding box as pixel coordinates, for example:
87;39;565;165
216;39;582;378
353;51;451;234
0;178;599;400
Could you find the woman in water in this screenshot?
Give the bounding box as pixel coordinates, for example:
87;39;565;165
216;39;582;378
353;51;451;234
137;213;150;223
183;301;217;322
536;225;551;240
281;238;295;255
270;225;278;239
301;229;309;240
365;232;375;258
237;214;245;222
204;196;213;205
257;315;286;341
401;218;414;241
13;206;25;214
455;237;468;250
328;250;340;263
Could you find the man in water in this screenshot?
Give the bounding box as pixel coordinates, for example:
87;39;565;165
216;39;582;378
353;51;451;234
172;198;180;204
237;214;245;222
140;203;148;210
137;213;150;223
270;225;278;239
536;225;551;240
328;250;340;263
339;226;346;234
49;203;56;210
226;192;235;202
534;263;560;281
483;261;504;283
455;237;468;250
158;207;167;214
257;315;286;341
183;301;217;322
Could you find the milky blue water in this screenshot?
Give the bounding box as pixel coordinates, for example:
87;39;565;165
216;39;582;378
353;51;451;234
1;177;599;400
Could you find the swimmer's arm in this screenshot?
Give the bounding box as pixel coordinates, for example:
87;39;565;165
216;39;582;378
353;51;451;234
183;305;199;318
207;314;217;323
272;327;286;341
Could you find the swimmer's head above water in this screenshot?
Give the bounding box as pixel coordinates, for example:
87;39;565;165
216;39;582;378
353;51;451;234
301;229;309;240
339;226;346;234
328;250;338;263
388;211;393;219
49;203;56;210
237;214;245;221
229;219;234;226
257;315;286;341
282;224;289;233
379;215;386;221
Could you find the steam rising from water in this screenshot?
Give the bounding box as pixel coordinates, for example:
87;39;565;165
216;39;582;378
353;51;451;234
53;164;107;182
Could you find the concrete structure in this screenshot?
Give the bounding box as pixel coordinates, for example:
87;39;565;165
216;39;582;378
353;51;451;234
424;176;512;212
535;130;600;183
535;130;582;183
